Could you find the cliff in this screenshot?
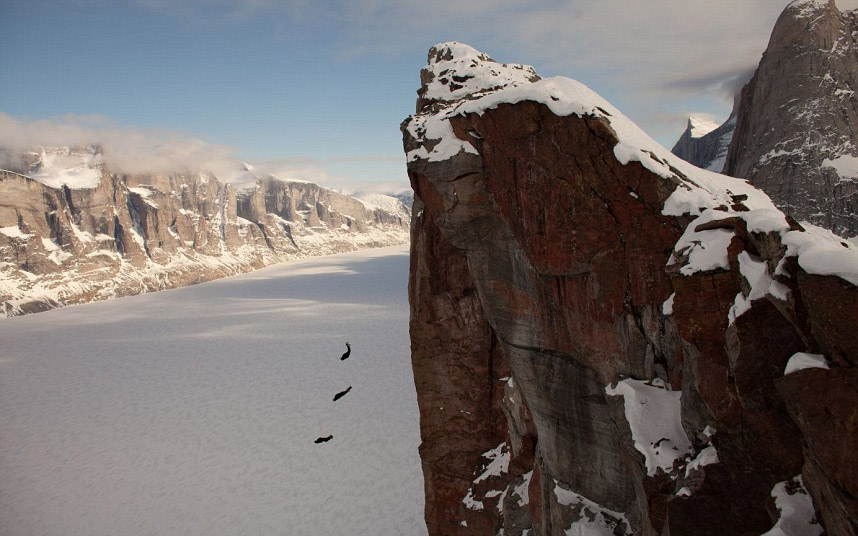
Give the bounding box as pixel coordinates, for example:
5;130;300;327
0;152;409;316
723;0;858;237
403;42;858;536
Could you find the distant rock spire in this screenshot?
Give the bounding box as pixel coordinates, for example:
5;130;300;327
723;0;858;236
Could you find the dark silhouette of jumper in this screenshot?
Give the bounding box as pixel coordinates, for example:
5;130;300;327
340;342;351;361
314;435;333;444
333;386;352;402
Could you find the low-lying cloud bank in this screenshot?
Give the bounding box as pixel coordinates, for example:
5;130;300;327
0;113;409;193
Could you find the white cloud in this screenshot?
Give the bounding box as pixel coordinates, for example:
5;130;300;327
0;112;249;180
0;113;410;193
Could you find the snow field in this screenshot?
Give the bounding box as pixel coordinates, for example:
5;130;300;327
0;244;426;536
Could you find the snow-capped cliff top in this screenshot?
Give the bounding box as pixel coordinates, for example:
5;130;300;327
409;45;777;217
406;42;858;288
786;0;835;18
419;41;540;104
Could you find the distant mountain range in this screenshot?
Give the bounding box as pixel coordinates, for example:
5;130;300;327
672;0;858;237
0;146;409;316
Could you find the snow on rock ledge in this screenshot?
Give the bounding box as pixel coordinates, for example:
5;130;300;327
553;481;633;536
605;379;692;476
760;476;824;536
784;352;830;375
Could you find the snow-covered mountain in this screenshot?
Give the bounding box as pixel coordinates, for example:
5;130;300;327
671;113;736;173
352;192;412;221
674;0;858;237
0;147;410;316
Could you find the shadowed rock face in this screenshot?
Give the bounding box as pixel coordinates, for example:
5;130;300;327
723;0;858;237
0;160;409;316
404;42;858;536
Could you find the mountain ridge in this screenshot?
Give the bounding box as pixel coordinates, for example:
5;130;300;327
0;147;409;317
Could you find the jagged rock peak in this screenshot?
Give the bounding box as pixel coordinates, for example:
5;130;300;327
685;116;720;139
671;112;737;173
784;0;838;18
416;41;541;113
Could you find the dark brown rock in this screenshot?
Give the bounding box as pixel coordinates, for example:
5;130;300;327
404;42;858;535
778;367;858;536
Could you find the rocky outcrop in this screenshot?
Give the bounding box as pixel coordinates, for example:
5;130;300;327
720;0;858;237
404;42;858;535
0;155;409;316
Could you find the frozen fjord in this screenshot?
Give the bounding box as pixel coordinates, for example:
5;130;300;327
0;244;426;536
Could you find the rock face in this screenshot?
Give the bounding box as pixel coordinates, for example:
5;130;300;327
679;0;858;237
0;151;409;316
671;112;736;173
403;42;858;536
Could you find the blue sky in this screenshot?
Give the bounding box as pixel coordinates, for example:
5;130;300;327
2;0;853;191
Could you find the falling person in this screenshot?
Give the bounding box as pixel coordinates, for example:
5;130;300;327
333;386;352;402
340;342;351;361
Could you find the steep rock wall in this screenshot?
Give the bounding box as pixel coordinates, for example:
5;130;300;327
404;42;858;536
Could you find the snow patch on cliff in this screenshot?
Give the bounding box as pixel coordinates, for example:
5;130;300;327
684;445;719;479
553;481;633;536
784;352;830;375
0;226;34;240
728;252;775;324
475;443;511;484
783;223;858;286
761;476;823;536
605;378;692;476
822;154;858;179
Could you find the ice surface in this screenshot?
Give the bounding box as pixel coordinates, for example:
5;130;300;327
784;352;830;375
605;379;692;476
0;245;426;536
